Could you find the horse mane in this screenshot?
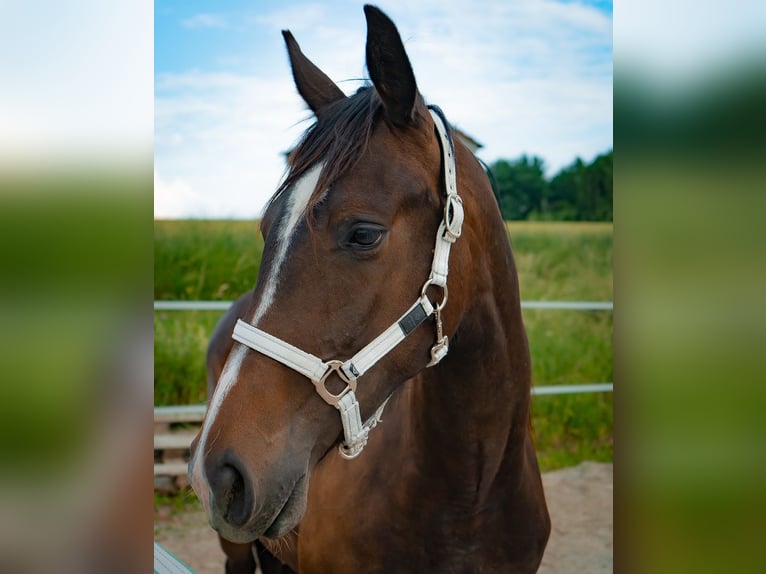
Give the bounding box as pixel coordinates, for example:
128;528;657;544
267;86;383;214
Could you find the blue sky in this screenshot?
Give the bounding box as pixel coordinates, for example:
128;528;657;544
155;0;613;218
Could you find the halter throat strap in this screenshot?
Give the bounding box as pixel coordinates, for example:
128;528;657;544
231;108;463;459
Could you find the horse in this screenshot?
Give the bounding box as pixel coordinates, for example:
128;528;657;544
190;5;550;573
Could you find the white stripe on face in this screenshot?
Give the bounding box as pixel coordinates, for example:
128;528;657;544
190;164;322;507
251;164;323;326
190;343;247;514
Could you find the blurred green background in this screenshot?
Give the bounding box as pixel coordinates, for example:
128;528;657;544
0;165;153;571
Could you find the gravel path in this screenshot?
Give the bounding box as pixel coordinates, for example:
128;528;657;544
155;461;612;573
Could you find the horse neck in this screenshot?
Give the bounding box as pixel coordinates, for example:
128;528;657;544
406;152;532;493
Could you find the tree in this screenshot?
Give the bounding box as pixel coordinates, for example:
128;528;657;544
581;150;612;221
491;155;548;220
548;158;585;220
490;150;612;221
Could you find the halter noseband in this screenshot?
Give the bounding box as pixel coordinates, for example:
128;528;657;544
231;108;464;459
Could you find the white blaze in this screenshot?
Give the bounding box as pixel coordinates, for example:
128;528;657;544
251;164;322;325
190;344;247;514
190;164;323;507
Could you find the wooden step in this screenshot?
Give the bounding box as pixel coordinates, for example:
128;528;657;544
154;431;198;450
154;461;189;477
154;404;206;423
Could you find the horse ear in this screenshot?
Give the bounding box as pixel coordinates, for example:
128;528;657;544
282;30;346;114
364;5;420;127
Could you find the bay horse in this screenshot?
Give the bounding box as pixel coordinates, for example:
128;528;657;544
190;5;550;573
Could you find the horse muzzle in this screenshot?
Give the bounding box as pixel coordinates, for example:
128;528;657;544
202;449;309;543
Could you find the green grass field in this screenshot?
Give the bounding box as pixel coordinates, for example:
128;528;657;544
154;220;612;471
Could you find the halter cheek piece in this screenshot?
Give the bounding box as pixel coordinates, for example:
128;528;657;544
232;108;464;459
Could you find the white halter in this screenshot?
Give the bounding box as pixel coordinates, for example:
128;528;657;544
232;108;464;459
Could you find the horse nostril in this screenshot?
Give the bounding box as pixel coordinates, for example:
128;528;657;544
220;465;245;524
208;454;254;527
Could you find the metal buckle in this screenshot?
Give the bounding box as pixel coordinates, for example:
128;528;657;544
426;301;449;367
444;194;463;242
427;336;449;367
314;360;357;407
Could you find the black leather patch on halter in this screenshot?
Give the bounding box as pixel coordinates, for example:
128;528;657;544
398;304;428;336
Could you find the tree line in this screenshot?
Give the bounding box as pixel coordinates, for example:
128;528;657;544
488;149;612;221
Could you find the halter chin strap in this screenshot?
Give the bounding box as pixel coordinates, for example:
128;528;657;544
231;107;463;459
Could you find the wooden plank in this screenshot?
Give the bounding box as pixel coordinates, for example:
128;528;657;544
154;431;197;450
154;404;207;423
154;461;189;477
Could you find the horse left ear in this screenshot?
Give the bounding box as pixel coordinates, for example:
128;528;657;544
283;30;346;114
364;5;421;127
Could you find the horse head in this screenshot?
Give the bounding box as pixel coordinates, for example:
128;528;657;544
190;5;479;544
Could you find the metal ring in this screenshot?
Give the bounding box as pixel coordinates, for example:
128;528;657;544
421;280;448;311
338;443;364;460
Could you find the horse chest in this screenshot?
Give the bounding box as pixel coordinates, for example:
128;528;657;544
291;430;523;573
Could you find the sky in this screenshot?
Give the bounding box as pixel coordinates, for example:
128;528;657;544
154;0;613;219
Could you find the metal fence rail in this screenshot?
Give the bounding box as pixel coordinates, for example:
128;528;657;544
521;301;613;311
154;299;612;488
153;379;613;483
154;299;613;397
532;383;613;396
154;300;613;312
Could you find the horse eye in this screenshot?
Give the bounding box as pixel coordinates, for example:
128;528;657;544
346;225;385;250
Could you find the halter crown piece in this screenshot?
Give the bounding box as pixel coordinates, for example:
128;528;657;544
231;108;464;459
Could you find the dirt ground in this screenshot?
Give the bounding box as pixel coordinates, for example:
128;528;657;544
155;461;612;573
537;462;613;573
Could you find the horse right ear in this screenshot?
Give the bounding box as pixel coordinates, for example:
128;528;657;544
282;30;346;114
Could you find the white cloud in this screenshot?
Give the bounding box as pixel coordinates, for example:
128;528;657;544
155;0;612;217
386;0;612;172
155;71;308;218
154;171;209;219
181;13;228;29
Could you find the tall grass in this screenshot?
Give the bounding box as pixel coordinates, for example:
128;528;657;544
154;219;265;407
154;311;221;406
154;220;612;470
507;222;613;469
154;220;263;301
